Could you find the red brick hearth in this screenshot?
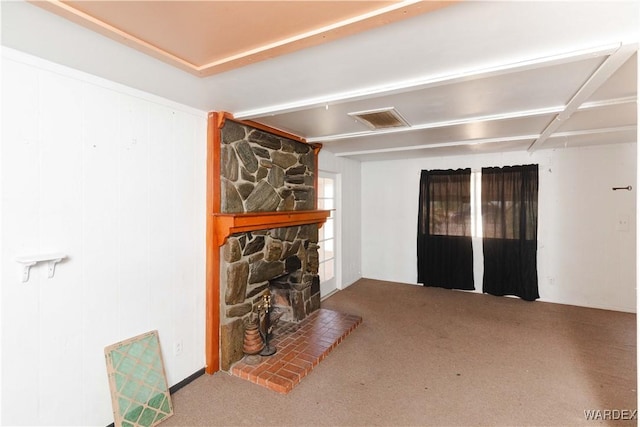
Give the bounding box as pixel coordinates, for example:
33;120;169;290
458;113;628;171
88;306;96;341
231;309;362;393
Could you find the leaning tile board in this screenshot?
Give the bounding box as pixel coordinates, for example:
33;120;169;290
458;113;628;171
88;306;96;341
105;330;173;427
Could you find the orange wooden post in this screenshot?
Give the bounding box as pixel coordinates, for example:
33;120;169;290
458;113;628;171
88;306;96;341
205;112;223;374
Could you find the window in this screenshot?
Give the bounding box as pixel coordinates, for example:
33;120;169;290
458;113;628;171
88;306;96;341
427;168;538;241
417;169;474;290
481;166;538;241
427;172;472;237
481;165;539;300
417;165;539;300
317;176;335;284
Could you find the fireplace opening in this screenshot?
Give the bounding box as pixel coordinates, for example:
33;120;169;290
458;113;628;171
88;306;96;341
220;225;321;370
269;254;321;323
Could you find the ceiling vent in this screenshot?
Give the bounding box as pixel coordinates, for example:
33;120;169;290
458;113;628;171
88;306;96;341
348;107;410;130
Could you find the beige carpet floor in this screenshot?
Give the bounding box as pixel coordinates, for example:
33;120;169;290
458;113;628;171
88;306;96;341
162;278;637;426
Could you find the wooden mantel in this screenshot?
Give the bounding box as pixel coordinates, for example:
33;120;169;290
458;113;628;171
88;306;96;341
212;210;330;247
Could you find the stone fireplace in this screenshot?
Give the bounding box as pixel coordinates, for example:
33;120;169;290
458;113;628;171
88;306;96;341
220;225;321;370
210;116;329;371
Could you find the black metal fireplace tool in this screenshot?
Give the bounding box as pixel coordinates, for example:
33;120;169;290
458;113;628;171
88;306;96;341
258;292;277;356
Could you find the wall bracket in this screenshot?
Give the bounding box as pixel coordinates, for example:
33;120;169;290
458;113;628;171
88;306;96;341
16;253;67;282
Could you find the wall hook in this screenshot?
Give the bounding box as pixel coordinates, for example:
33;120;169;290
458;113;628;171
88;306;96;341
612;186;632;191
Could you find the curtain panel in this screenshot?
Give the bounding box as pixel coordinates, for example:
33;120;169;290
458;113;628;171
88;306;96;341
417;169;474;290
481;164;539;301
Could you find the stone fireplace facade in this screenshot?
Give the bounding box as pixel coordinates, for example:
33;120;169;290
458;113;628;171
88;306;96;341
220;120;315;213
218;119;322;371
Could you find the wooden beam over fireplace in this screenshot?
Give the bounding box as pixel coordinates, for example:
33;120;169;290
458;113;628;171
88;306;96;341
212;210;330;247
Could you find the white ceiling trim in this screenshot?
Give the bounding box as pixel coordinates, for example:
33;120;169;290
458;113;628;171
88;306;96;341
579;96;637;110
554;125;637;139
333;124;637;158
528;43;638;152
334;134;539;157
233;43;621;120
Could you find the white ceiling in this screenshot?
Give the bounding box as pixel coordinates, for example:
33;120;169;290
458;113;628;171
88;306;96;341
2;1;638;162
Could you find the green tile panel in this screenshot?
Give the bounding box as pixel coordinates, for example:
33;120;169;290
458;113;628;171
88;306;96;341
105;331;173;427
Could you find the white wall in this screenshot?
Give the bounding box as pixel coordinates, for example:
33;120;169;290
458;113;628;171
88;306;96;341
362;144;637;313
1;48;207;426
318;150;362;288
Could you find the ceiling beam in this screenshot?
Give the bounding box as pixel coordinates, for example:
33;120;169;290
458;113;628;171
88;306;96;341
234;44;620;120
307;106;563;143
579;95;637;110
333;124;637;158
305;96;635;144
542;125;638;148
333;134;539;157
528;43;637;152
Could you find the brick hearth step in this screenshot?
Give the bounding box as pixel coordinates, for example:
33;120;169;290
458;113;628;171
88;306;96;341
230;308;362;393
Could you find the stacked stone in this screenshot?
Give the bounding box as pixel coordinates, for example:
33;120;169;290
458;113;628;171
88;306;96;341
220;120;316;213
220;224;321;371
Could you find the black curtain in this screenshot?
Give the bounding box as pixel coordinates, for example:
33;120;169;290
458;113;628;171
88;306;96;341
481;164;539;301
417;169;474;290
